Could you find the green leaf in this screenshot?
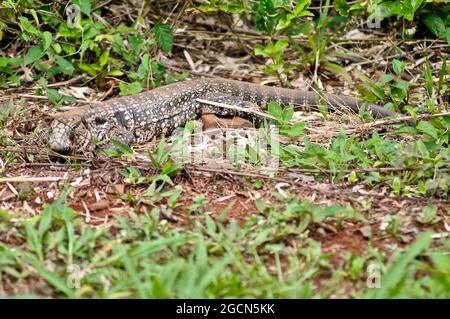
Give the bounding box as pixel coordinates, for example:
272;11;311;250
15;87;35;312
99;50;109;67
334;0;350;16
286;121;305;138
254;44;267;57
324;62;352;83
282;107;294;122
268;101;283;121
392;59;405;76
379;74;395;83
46;89;62;103
23;46;43;65
56;56;75;75
37;209;53;239
129;35;144;56
108;69;124;76
41;31;52;51
355;70;385;100
73;0;91;16
78;62;102;76
154;23;173;54
137;54;150;79
417;121;438;139
18;16;39;35
390;80;409;101
119;81;143;96
258;0;275;14
111;140;134;156
274;39;289;52
421;13;446;38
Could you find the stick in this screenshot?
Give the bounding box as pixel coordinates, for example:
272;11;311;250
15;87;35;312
349;111;450;132
0;176;67;183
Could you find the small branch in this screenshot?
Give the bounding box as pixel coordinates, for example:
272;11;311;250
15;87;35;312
350;111;450;132
0;176;66;183
43;74;88;88
7;74;88;90
286;166;420;174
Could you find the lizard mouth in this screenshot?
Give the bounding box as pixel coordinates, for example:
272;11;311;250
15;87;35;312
47;120;77;153
48;120;92;153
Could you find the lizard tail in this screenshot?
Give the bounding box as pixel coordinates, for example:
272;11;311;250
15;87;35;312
221;79;400;119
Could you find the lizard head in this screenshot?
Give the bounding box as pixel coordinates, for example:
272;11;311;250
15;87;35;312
47;118;89;152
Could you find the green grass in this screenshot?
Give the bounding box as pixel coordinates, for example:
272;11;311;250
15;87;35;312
0;192;448;298
1;0;450;299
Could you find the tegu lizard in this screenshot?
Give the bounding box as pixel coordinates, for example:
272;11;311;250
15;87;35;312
47;78;399;152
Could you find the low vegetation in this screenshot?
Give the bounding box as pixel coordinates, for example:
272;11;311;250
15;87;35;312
0;0;449;298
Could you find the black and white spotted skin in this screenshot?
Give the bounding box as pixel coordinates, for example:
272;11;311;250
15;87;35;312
47;78;398;152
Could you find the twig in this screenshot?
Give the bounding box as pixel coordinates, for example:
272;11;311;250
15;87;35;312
286;166;420;174
43;74;88;88
349;111;450;132
0;176;66;183
350;45;448;67
0;146;93;161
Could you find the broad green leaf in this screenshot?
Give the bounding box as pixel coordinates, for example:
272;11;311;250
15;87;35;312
417;121;438;139
108;69;124;76
73;0;91;16
274;39;289;51
379;74;395;83
258;0;275;14
46;89;62;103
119;81;143;96
392;59;405;75
56;56;75;75
110;140;134;156
41;31;52;51
268;101;283;121
18;16;39;35
282;107;294;122
286;121;305;138
137;53;150;79
99;50;109;67
334;0;350;16
254;44;267;57
355;70;385;100
421;13;446;38
23;46;43;65
154;23;173;54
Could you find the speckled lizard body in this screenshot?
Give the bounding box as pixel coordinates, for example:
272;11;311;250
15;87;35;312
48;78;398;152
